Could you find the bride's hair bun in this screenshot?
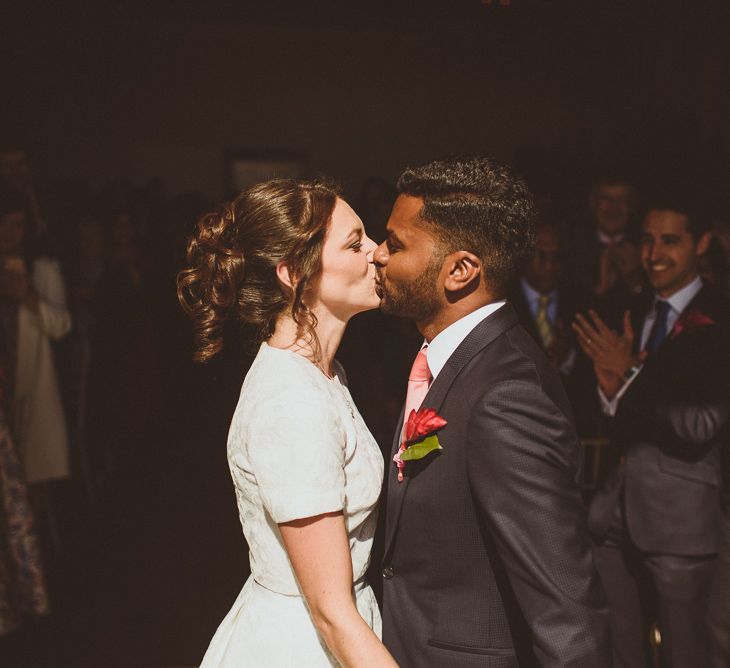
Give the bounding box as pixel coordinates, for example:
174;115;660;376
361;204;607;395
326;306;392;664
177;178;339;362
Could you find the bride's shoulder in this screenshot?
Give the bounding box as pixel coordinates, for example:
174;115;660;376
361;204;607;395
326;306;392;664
228;346;346;457
239;343;334;409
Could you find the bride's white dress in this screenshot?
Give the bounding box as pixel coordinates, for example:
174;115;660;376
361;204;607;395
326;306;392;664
200;343;384;667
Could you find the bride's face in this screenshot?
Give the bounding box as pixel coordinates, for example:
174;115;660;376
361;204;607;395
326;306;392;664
308;198;380;320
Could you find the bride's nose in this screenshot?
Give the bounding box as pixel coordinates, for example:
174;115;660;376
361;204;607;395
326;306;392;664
364;235;378;260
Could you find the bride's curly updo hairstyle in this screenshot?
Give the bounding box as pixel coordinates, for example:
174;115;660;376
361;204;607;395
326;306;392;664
177;178;339;363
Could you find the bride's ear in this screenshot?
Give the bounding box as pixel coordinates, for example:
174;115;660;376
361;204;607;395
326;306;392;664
276;261;295;291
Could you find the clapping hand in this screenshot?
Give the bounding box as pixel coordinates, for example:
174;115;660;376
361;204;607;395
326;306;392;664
572;310;642;399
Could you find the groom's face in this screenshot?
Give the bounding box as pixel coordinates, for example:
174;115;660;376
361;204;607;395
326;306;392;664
373;194;444;321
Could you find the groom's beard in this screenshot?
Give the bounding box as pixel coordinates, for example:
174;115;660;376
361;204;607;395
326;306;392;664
378;257;442;321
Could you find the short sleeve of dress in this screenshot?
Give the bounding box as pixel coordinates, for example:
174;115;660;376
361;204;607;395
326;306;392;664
247;392;346;524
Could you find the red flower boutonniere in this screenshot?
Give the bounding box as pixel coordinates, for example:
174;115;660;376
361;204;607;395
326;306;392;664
394;407;447;482
670;308;715;339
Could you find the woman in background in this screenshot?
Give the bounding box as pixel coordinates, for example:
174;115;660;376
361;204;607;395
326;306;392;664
0;189;71;488
177;179;396;667
0;189;50;636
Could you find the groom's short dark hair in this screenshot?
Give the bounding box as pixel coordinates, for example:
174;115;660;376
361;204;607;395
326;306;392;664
397;157;536;297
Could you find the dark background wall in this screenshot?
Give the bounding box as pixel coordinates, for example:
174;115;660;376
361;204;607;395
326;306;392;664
4;0;729;200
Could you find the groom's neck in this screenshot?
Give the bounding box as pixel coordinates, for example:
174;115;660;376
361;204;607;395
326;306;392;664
418;293;495;342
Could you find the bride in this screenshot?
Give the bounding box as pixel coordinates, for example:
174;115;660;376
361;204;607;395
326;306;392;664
177;179;397;667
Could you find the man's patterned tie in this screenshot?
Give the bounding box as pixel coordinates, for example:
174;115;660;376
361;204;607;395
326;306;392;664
536;294;555;349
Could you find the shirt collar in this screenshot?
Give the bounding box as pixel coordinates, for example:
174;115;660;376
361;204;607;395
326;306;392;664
423;301;506;381
655;275;702;316
520;277;558;305
597;229;624;246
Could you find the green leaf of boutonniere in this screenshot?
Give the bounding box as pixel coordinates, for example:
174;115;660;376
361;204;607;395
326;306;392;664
400;434;443;462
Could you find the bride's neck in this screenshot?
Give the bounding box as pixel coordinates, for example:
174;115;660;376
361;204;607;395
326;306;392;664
268;309;347;377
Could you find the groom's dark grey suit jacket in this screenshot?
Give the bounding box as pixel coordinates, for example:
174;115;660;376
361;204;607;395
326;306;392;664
381;303;611;667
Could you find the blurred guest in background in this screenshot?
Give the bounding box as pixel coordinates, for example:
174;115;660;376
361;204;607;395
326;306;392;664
710;217;730;297
89;208;158;481
0;143;47;242
0;189;71;488
0;320;48;636
574;199;730;668
510;222;574;368
508;221;601;436
62;215;106;500
698;234;729;291
709;473;730;668
569;171;645;325
708;215;730;668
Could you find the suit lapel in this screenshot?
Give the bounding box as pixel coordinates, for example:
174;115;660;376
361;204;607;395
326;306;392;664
383;304;520;558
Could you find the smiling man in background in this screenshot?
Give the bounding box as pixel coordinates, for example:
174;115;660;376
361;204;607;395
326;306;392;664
574;197;730;668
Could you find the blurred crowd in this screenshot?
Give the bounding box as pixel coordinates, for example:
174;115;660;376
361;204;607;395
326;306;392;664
0;142;213;640
0;141;729;667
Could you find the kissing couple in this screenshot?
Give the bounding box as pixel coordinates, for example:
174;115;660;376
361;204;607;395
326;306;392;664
177;157;611;667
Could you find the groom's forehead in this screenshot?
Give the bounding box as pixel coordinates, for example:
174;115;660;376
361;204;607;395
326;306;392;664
386;217;439;253
387;194;425;233
391;194;424;221
386;216;420;244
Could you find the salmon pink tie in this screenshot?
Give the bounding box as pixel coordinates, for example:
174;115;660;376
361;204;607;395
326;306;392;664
401;346;431;445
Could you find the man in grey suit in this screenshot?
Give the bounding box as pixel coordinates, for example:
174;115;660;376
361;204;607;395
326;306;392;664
574;200;730;668
373;157;610;667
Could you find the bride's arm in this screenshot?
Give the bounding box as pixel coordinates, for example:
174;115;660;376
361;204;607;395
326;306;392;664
280;511;398;668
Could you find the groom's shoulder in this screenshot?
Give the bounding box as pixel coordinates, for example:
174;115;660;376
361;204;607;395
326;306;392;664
470;318;547;376
458;319;565;401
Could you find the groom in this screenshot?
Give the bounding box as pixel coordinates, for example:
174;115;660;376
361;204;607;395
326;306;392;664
374;158;611;667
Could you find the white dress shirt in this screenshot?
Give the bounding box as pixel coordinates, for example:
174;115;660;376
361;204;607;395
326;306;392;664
599;275;703;416
424;301;506;382
597;230;625;246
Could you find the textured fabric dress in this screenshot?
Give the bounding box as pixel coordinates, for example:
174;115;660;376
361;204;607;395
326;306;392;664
200;343;384;667
0;326;47;635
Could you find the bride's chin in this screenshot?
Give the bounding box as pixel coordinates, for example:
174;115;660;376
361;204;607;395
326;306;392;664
355;295;382;314
366;297;382;311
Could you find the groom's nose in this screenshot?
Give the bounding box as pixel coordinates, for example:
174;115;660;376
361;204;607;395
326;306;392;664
373;242;388;267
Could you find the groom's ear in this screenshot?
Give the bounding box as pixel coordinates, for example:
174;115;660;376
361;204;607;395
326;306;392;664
443;251;482;292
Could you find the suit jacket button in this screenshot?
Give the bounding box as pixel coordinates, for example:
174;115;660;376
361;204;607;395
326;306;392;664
382;566;394;579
